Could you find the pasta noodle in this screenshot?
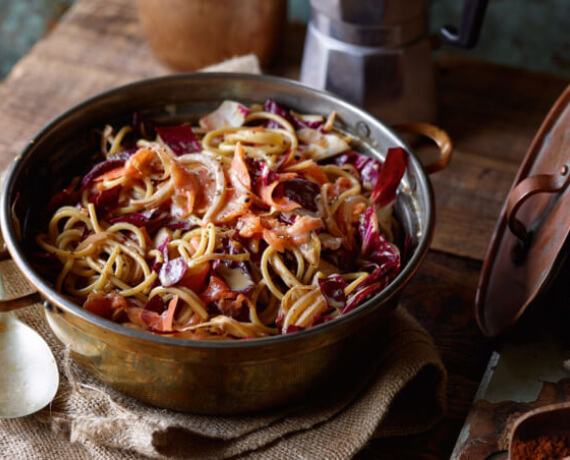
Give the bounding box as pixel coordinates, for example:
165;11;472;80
36;100;407;340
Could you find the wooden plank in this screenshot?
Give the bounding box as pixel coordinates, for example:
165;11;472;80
427;53;569;260
33;0;166;78
436;53;568;164
429;147;519;260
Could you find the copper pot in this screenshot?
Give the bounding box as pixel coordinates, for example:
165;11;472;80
0;74;450;414
137;0;287;70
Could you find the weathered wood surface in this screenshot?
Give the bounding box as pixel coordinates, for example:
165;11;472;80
0;0;568;458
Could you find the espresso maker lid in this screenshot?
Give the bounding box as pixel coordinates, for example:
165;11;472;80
308;0;489;48
309;0;427;47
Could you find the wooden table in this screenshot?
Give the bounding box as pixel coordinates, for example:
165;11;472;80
1;0;568;458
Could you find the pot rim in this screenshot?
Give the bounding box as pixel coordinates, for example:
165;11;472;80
0;72;435;350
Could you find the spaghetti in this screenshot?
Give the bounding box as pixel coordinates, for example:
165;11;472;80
36;100;407;340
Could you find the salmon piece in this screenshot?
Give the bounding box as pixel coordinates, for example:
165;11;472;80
328;176;354;199
178;262;210;293
189;163;218;214
200;275;252;319
160;295;179;332
125;295;180;332
211;180;252;224
238;213;323;252
83;292;128;319
126;307;160;329
286;215;323;246
237;213;285;251
189;236;202;252
262;228;287;252
236;211;263;238
200;275;234;304
171;162;199;218
257;172;300;212
97;148;158;182
231;143;251;190
209;145;254;223
300;160;330;185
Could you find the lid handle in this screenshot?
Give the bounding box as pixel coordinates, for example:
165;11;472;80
506;164;570;244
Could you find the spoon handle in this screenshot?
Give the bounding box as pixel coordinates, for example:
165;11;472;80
0;223;43;311
0;291;43;312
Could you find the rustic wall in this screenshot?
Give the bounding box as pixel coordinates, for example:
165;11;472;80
431;0;570;77
0;0;73;76
1;0;569;79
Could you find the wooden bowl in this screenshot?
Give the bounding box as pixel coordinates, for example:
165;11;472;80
137;0;287;70
510;402;570;459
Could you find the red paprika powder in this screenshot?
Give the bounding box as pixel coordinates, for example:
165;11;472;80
511;434;570;460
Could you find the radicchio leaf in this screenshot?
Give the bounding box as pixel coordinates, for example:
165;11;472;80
109;210;160;226
311;315;335;327
199;100;250;130
156;124;202;155
264;100;298;129
342;281;384;315
81;159;126;189
359;206;400;270
212;237;254;293
282;178;321;212
88;185;121;218
371;147;407;207
402;234;414;267
164;219;197;232
45;177;81;214
334;151;380;190
247;157;278;186
215;265;254;294
284;325;304;334
159;257;187;287
340;205;401;315
143;295;165;314
318;275;347;311
264;100;323;131
274;149;295;170
108;149;137;162
322;245;357;272
342;256;399;315
153;236;189;288
278;212;297;225
109;209;169;236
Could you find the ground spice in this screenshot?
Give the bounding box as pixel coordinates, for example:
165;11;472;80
511;434;570;460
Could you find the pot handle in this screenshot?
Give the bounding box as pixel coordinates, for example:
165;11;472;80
392;122;453;174
0;232;42;313
506;163;570;243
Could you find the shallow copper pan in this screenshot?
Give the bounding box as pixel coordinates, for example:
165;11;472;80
0;74;450;414
476;83;570;338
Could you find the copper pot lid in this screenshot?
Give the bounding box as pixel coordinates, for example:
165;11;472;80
475;84;570;337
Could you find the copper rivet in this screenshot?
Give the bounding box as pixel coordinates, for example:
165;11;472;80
561;164;569;175
410;175;417;193
356;121;370;138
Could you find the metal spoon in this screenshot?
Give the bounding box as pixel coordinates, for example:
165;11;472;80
0;248;59;418
0;310;59;418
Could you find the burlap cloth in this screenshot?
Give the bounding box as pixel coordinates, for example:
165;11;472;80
0;54;447;459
